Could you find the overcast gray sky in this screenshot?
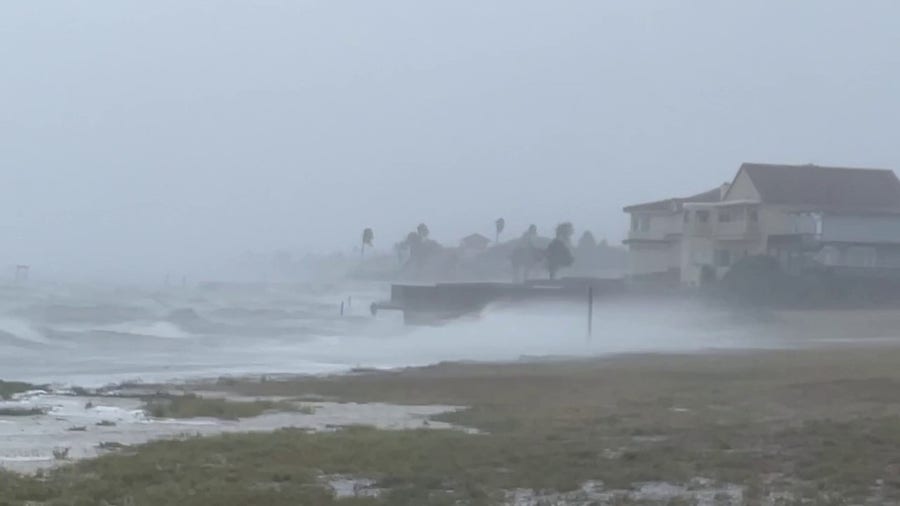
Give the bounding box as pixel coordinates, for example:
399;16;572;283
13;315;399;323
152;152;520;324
3;1;899;281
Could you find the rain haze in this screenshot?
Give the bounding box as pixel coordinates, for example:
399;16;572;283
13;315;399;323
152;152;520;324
5;3;900;503
3;1;900;281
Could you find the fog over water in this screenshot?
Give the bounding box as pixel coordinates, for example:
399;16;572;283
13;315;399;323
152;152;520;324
0;283;783;387
3;1;900;282
3;2;900;386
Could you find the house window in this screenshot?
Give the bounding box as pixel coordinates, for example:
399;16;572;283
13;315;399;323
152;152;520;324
684;211;691;223
714;249;731;267
697;210;710;223
718;209;731;223
748;208;758;222
631;215;638;231
640;216;650;232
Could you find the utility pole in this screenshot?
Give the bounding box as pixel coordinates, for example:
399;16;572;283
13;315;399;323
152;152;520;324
587;286;593;342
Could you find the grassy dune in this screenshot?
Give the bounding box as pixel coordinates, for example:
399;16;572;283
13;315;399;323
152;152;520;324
3;347;900;504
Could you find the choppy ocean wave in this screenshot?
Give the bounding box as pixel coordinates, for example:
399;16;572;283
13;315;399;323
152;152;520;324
92;321;194;340
0;318;53;346
0;281;793;388
0;282;387;386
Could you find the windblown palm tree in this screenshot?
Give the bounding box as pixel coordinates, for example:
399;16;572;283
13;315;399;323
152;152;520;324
555;222;575;244
417;223;430;239
361;228;374;260
495;218;505;244
546;222;575;279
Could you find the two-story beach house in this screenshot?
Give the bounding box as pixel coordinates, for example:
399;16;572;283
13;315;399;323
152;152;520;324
624;163;900;286
622;186;726;285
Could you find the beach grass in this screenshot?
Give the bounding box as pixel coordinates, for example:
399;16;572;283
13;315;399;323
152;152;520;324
3;347;900;504
142;393;295;420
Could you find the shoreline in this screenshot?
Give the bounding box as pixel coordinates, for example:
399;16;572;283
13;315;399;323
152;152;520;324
4;342;900;503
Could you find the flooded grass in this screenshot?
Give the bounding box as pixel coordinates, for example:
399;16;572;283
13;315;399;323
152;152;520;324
3;347;900;504
142;393;296;420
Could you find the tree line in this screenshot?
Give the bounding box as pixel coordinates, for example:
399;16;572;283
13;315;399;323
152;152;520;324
357;219;607;281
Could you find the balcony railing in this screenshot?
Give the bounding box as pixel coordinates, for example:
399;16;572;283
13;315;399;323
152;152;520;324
684;219;760;240
626;229;672;241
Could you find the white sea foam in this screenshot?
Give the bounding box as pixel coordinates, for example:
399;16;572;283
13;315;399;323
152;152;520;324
94;321;194;339
0;318;51;345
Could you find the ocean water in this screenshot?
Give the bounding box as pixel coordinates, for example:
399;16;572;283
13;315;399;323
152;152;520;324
0;282;776;388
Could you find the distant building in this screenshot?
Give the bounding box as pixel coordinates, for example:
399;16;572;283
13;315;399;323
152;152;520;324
460;233;491;252
624;163;900;285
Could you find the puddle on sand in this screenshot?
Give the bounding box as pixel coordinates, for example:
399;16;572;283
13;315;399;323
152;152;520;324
0;391;465;474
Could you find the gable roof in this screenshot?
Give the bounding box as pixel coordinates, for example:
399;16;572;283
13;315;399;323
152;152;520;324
735;163;900;211
623;187;722;213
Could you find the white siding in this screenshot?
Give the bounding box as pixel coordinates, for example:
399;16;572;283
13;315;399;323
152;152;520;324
822;215;900;244
626;210;684;242
783;213;900;244
627;243;672;276
723;169;761;201
680;236;714;285
761;206;797;236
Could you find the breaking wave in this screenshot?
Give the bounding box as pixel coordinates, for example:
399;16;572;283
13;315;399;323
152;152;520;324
93;321;194;340
0;318;52;346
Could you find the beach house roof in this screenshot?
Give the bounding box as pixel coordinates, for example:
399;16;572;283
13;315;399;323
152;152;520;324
731;163;900;211
623;187;723;213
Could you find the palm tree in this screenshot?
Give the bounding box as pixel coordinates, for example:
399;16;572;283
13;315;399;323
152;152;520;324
495;218;506;244
417;223;430;239
361;228;374;260
546;238;574;280
546;222;575;279
555;222;575;244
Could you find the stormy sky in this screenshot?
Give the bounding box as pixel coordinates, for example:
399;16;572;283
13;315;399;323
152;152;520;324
2;1;899;281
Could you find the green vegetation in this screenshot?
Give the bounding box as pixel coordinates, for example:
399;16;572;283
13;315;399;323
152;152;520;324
0;380;42;400
296;404;317;415
719;254;900;308
142;393;295;420
3;348;900;504
0;407;45;417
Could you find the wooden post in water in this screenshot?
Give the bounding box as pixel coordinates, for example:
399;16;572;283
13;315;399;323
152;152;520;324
587;286;593;341
340;301;345;316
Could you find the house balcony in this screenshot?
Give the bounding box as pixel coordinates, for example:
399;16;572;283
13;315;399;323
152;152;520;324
684;220;760;240
625;229;676;243
715;220;761;240
685;221;713;237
